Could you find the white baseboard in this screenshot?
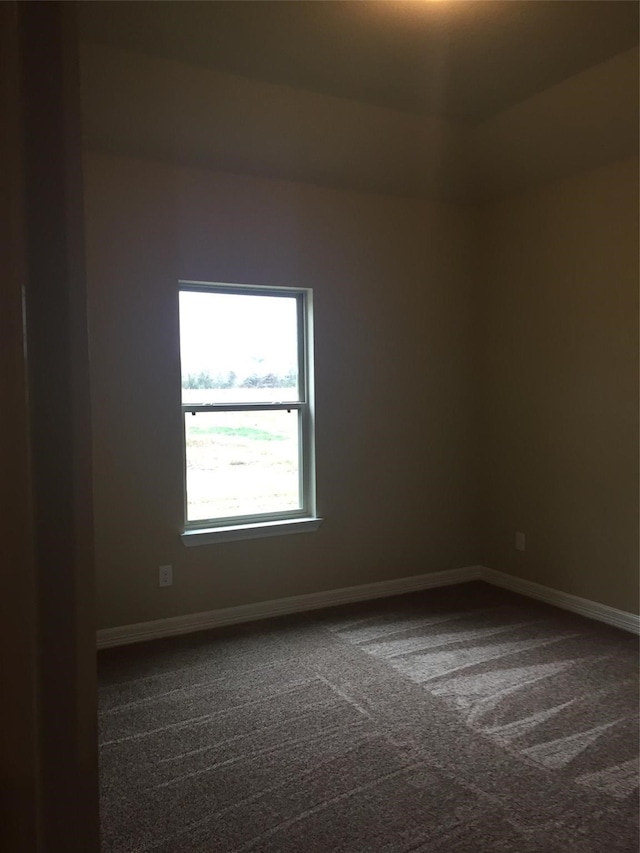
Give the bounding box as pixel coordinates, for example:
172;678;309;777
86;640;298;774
96;565;482;649
96;564;639;649
480;567;640;635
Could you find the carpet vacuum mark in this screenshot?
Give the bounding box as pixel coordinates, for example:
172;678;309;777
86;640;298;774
99;582;639;852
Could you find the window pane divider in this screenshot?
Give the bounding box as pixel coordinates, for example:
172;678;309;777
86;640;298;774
181;402;304;414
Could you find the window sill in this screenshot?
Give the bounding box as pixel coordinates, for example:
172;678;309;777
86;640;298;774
181;516;323;546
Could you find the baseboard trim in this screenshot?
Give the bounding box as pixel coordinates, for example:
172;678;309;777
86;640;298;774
96;564;639;649
96;566;482;649
481;567;640;635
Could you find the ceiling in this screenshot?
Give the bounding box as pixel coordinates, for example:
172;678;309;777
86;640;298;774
79;1;638;123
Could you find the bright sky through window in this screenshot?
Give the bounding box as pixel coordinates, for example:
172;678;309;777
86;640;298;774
179;290;298;399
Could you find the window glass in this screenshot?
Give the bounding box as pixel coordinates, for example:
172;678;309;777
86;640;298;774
179;283;314;531
179;290;300;405
184;409;301;523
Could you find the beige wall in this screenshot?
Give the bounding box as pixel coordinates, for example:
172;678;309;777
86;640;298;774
85;153;639;629
81;37;638;629
79;42;638;204
80;43;471;202
479;157;639;612
85;152;478;630
474;47;638;198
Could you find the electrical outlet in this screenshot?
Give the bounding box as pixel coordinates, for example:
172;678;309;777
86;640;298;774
515;532;526;552
159;565;173;587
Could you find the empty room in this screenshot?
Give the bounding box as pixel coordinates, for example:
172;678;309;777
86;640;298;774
3;1;638;851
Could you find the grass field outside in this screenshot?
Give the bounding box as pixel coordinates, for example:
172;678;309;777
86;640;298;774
184;404;301;522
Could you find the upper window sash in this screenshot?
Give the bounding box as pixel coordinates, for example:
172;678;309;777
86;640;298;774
179;282;306;406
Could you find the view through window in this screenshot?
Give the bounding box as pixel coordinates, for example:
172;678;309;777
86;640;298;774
179;283;314;528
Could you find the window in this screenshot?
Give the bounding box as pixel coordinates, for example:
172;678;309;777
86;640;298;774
178;282;320;545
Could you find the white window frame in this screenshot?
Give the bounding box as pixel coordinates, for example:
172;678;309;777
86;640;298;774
179;281;321;546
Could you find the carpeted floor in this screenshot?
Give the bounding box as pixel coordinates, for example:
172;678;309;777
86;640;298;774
98;581;639;852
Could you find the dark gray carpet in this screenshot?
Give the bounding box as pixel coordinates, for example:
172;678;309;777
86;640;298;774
99;581;639;852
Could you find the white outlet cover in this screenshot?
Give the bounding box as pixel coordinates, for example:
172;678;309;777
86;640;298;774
515;532;526;552
159;565;173;587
